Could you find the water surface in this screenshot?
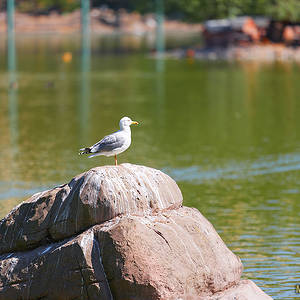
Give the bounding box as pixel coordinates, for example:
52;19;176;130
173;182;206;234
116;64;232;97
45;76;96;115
0;34;299;299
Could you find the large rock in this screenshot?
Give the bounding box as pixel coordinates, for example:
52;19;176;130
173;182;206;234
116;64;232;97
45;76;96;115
0;164;272;300
0;164;182;254
95;207;243;299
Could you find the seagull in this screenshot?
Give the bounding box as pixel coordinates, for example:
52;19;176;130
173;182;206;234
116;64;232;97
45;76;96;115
79;116;139;166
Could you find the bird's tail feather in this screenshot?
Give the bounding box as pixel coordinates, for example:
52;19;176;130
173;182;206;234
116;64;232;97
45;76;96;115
79;147;91;155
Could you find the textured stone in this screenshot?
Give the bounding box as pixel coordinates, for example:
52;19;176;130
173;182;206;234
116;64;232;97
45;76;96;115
0;229;112;300
209;279;272;300
0;164;272;300
94;207;244;300
0;164;182;254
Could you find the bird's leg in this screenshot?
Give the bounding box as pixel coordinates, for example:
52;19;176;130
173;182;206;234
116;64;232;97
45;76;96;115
114;155;118;166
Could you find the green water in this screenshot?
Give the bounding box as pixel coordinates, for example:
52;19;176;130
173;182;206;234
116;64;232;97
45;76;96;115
0;35;299;299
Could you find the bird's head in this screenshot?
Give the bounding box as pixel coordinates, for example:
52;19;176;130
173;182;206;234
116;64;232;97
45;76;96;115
119;117;139;129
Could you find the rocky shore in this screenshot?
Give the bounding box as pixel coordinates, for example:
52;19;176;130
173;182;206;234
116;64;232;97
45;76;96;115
0;8;202;34
171;44;300;63
1;9;300;62
0;164;272;299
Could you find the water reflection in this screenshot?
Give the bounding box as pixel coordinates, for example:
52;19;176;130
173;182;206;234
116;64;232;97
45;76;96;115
165;152;300;183
8;86;18;156
155;52;165;122
7;1;19;168
79;3;91;145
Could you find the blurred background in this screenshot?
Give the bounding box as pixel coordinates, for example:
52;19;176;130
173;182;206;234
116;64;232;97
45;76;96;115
1;1;300;299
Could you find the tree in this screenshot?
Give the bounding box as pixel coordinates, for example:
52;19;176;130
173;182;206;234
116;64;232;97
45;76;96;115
8;0;300;22
267;0;300;22
16;0;79;14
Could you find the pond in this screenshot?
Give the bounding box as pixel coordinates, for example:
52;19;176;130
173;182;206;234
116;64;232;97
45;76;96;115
0;34;299;299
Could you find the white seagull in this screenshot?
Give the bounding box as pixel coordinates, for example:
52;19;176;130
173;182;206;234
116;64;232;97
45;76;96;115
79;116;139;166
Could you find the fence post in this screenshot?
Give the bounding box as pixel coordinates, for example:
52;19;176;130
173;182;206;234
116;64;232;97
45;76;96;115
7;0;16;85
7;0;18;153
79;0;91;142
155;0;165;57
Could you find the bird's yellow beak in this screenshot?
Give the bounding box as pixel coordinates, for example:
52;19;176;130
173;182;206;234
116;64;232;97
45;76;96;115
131;121;139;125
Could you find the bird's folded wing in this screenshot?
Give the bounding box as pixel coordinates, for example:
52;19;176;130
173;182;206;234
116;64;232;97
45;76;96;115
90;133;125;153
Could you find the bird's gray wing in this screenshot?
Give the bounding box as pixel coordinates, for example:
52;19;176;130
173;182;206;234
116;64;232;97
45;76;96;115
90;133;125;153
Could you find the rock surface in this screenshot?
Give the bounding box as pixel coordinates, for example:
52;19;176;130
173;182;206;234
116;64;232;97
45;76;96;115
0;229;112;300
0;164;182;254
209;279;273;300
0;164;272;300
95;207;243;299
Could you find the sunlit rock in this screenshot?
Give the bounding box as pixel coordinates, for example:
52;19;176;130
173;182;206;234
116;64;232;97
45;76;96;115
0;164;272;300
0;164;182;254
94;207;244;299
209;279;272;300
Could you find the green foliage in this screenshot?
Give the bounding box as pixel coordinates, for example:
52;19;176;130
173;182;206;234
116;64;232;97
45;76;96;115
163;0;272;21
267;0;300;21
8;0;300;21
16;0;79;14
